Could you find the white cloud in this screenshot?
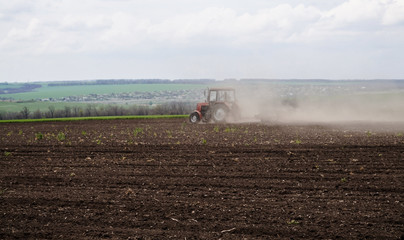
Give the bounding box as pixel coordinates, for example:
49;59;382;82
382;0;404;25
0;0;403;81
1;0;402;53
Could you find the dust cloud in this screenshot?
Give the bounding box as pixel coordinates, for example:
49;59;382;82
229;81;404;124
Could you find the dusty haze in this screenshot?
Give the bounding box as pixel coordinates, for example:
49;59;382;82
227;81;404;124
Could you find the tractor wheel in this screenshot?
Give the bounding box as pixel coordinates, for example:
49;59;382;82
212;105;228;123
189;112;200;124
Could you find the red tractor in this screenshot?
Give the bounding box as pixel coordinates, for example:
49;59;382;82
189;88;240;123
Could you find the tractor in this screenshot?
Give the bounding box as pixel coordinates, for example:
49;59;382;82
189;88;240;123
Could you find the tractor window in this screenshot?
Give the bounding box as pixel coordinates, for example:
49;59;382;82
209;90;235;102
217;91;235;102
209;91;217;102
217;91;225;101
225;91;235;102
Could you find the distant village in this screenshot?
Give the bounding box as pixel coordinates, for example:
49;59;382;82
1;79;403;104
38;89;205;104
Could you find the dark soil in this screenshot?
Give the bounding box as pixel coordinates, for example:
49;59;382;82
1;118;403;239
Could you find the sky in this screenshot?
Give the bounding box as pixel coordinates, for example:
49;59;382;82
1;0;404;82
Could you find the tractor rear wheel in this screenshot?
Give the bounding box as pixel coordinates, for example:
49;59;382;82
212;105;228;123
189;112;200;123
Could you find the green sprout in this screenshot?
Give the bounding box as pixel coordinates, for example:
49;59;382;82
166;130;173;138
287;219;300;225
35;132;43;140
57;132;66;141
224;127;236;133
133;127;143;137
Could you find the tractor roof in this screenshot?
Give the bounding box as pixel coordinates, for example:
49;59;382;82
209;88;235;91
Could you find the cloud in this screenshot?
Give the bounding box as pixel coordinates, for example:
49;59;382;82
0;0;403;81
1;0;403;54
382;0;404;25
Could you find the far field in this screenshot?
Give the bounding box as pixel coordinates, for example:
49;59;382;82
0;81;207;114
1;80;404;122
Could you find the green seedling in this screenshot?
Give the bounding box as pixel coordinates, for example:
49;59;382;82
224;127;236;133
133;127;143;137
166;130;173;138
81;131;87;136
201;138;207;144
57;132;66;141
4;151;11;157
35;132;43;140
213;126;220;133
287;220;300;225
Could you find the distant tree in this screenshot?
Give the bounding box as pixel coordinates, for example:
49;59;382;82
72;106;80;117
85;105;93;116
64;106;71;117
54;109;65;118
48;106;55;118
85;104;99;116
20;106;30;119
106;105;120;116
33;109;42;119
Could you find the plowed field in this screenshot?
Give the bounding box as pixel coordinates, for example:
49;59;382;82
1;118;403;239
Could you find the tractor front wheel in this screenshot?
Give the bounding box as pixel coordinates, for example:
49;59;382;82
189;112;200;124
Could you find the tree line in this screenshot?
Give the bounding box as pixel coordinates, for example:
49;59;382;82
0;102;194;120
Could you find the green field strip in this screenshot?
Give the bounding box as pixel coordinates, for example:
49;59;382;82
0;115;188;123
